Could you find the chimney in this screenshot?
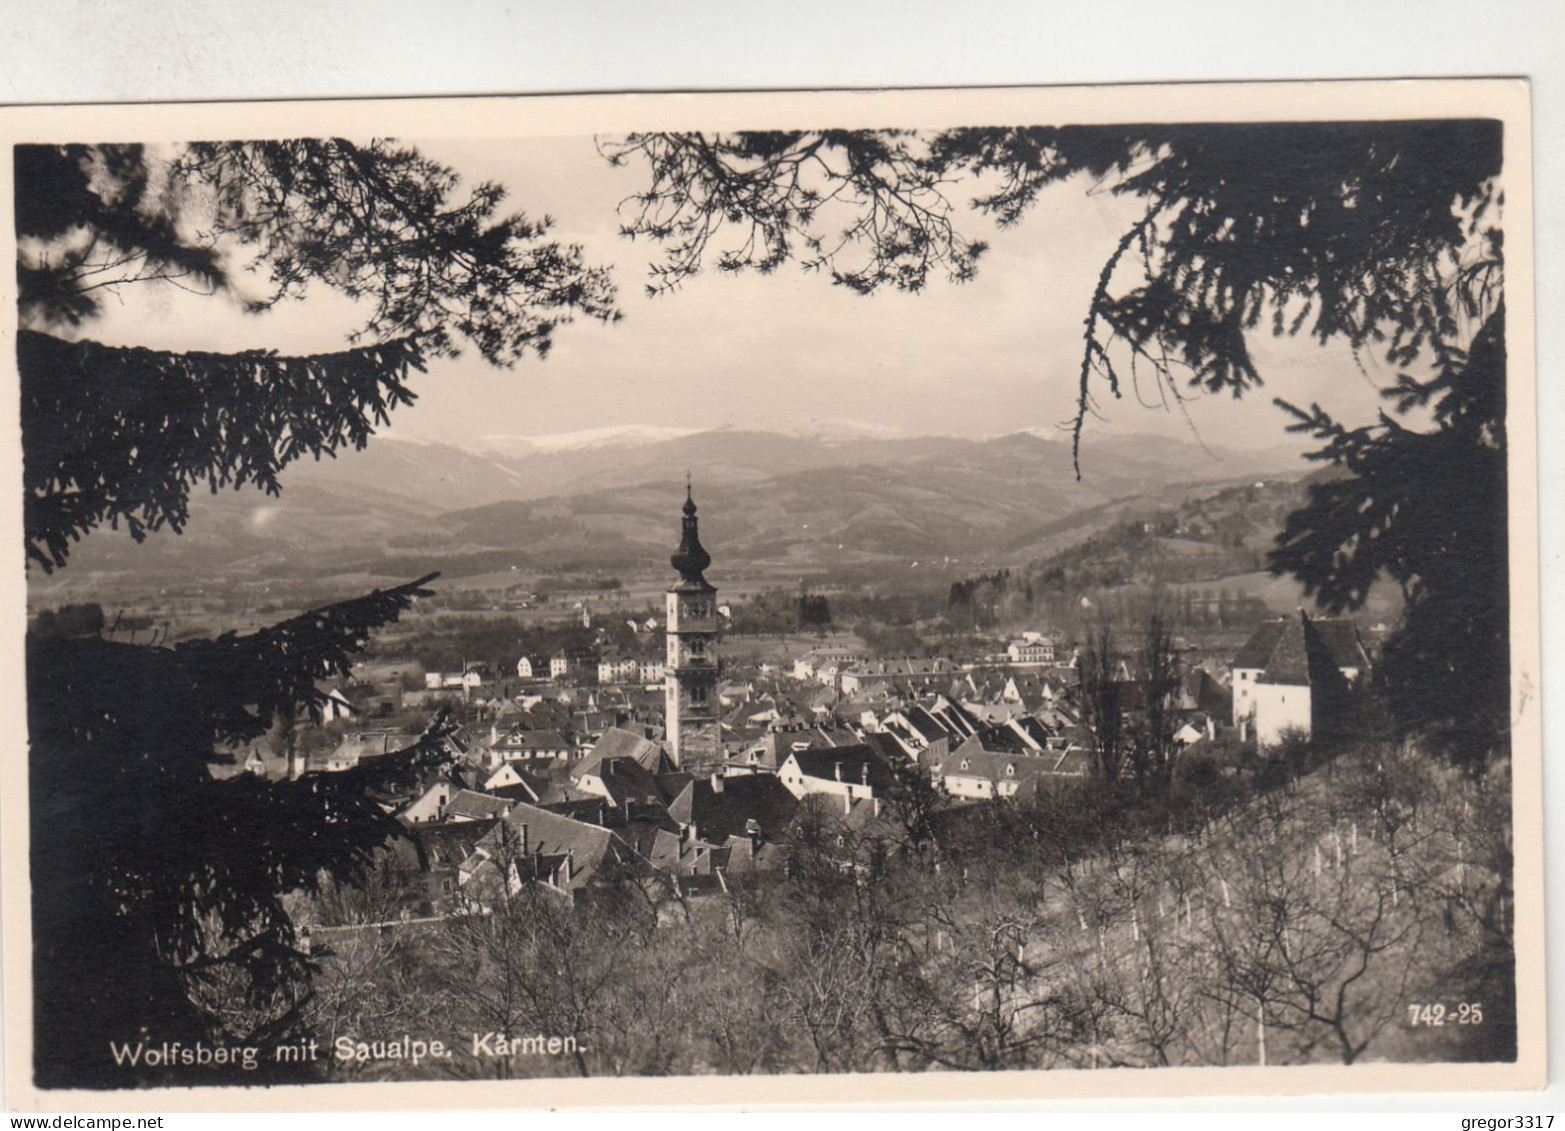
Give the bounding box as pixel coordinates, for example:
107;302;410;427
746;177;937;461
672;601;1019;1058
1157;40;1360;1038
834;761;842;781
860;762;869;786
711;773;724;794
1207;715;1216;741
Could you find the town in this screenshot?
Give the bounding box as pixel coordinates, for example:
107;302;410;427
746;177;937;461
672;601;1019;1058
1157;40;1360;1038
206;486;1376;926
154;480;1501;1082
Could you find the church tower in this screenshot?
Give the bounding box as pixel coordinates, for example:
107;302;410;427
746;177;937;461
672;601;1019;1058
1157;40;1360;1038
664;483;722;773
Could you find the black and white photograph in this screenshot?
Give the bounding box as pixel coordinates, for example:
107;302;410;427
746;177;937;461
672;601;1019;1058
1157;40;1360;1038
1;81;1544;1108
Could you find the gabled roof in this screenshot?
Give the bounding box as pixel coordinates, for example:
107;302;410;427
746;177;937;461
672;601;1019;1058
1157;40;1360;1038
1310;619;1372;671
647;826;683;871
924;696;982;740
574;727;666;780
901;706;950;743
445;789;513;821
585;755;674;807
209;736;289;780
930;745;1052;784
859;731;908;765
499;728;572;750
655;770;695;799
1236;614;1369;675
1050;747;1095;776
1233;619;1290;669
478;801;625;889
321;730;410;768
484;768;544;803
968;724;1034;755
1010;715;1055;749
785;744;901;793
1258;613;1349;688
877;715;939;758
667;774;799;844
409;820;496;868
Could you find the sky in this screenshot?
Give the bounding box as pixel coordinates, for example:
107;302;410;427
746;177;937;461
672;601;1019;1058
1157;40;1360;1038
71;132;1397;457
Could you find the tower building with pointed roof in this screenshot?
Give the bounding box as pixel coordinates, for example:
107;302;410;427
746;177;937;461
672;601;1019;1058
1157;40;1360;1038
664;484;722;773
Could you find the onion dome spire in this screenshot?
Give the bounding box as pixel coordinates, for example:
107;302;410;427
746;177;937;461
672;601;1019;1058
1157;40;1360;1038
671;476;711;584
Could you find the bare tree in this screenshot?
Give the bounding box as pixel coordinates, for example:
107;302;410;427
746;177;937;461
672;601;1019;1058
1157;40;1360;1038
1134;610;1182;792
1201;798;1428;1065
1079;625;1126;783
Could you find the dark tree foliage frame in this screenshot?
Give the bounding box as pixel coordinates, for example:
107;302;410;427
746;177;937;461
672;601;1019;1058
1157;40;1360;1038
29;578;455;1086
17;140;620;573
15;139;620;1087
603;120;1509;767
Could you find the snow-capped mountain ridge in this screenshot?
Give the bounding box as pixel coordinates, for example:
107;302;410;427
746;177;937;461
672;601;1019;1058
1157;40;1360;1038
481;424;702;455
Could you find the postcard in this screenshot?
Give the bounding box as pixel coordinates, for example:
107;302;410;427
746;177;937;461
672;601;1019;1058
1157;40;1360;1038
0;79;1542;1111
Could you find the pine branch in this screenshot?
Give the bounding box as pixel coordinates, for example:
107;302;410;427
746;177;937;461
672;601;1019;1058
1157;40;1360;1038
20;330;427;571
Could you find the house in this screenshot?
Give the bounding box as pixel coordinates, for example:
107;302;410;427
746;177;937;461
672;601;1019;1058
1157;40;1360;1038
350;658;425;688
353;820;497;919
550;647;597;682
1232;613;1368;727
787;788;925;878
1244;611;1361;748
574;753;674;810
922;732;1089;799
731;722;869;773
398;777;456;824
597;650;641;685
423;663;492;694
665;773;799;873
209;736;293;781
571;726;671;785
1005;635;1056;665
777;744;901;808
489;727;574;767
482;762;545;801
461;801;630;899
444;789;514;823
877;696;982;759
316;729;409;773
838;657;956;695
975;715;1056;755
792;646;860;683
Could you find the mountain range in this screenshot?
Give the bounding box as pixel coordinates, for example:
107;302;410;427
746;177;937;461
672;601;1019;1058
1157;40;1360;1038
39;425;1310;584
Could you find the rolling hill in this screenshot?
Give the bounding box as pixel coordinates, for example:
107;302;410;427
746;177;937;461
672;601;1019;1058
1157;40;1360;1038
37;426;1308;586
